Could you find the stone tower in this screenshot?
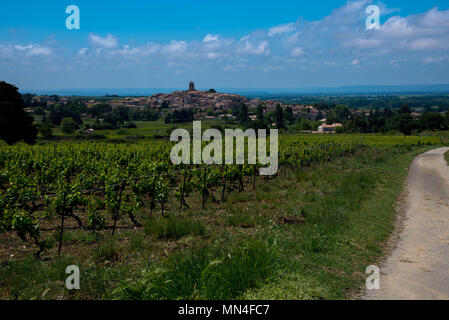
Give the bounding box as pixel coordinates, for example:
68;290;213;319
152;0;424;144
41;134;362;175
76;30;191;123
189;81;195;91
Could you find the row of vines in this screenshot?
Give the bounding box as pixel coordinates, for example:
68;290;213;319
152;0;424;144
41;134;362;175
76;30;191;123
0;134;442;258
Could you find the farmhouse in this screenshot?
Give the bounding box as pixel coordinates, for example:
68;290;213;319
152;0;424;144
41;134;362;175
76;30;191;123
317;123;343;133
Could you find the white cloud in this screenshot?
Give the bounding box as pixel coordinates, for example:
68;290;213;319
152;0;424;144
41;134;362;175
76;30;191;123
162;40;188;55
88;33;118;48
109;43;160;59
78;48;88;56
28;46;52;56
409;38;441;51
203;34;219;42
237;40;269;55
291;47;304;57
2;44;52;56
352;59;360;65
268;23;295;37
423;57;444;64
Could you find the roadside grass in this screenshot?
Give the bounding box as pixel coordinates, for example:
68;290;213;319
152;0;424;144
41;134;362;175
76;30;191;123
445;150;449;165
243;146;432;299
0;145;436;300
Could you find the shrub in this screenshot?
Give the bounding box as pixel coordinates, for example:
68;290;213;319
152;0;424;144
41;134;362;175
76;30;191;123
124;122;137;129
60;117;77;134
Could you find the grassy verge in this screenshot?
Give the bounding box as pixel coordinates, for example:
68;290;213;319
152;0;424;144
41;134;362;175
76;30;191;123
0;146;435;300
445;150;449;165
244;146;433;299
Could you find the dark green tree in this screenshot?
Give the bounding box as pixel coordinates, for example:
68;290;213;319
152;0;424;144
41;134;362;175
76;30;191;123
90;103;112;119
399;104;412;114
256;104;265;122
239;103;249;124
418;112;446;131
284;106;294;124
60;117;77;134
37;122;53;139
0;81;37;145
275;103;284;129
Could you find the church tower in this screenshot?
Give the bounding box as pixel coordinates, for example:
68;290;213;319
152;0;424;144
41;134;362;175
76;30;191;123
189;81;195;91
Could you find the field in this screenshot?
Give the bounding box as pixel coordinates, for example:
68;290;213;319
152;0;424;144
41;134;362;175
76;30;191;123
0;133;444;299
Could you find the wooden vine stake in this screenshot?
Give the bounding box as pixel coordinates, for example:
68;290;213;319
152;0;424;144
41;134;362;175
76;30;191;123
221;165;228;202
112;181;126;236
58;191;67;257
202;166;207;210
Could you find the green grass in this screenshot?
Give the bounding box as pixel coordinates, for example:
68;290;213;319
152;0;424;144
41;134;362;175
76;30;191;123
143;215;206;240
0;255;134;299
445;150;449;165
93;239;121;262
111;238;277;300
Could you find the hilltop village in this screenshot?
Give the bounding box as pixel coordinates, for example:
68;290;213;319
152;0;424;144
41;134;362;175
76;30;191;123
20;81;446;136
26;81;325;122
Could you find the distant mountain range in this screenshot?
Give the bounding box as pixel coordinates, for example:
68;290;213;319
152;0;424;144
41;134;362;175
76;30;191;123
20;84;449;97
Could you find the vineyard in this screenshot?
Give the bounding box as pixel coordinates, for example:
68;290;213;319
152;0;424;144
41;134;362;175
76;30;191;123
0;134;441;258
0;134;443;299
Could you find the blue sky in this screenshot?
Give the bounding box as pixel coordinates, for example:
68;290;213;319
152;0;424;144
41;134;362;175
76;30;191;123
1;0;449;90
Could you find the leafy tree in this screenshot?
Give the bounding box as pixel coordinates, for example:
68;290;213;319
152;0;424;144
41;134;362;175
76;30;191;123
418;112;446;131
132;110;159;121
164;109;194;124
399;104;412;114
22;93;33;107
60;117;77;134
256;104;265;122
33;107;45;116
37;122;53;139
112;106;130;122
284;106;294;124
239;103;249;124
103;112;122;128
246;120;268;132
334;105;350;122
0;81;37;145
49;103;84;125
275;103;284;129
208;89;217;93
90;103;112;119
388;113;415;135
298;118;312;131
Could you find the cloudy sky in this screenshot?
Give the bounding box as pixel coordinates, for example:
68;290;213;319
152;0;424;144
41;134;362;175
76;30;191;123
1;0;449;90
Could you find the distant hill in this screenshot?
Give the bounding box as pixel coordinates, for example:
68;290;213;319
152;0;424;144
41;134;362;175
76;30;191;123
20;84;449;97
230;84;449;96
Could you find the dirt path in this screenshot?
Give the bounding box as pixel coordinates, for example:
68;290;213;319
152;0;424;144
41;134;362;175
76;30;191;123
364;147;449;300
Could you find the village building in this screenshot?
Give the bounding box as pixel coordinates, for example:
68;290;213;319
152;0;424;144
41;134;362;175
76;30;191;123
317;123;343;133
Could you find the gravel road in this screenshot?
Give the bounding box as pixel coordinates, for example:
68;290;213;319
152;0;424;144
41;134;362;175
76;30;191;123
364;147;449;300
